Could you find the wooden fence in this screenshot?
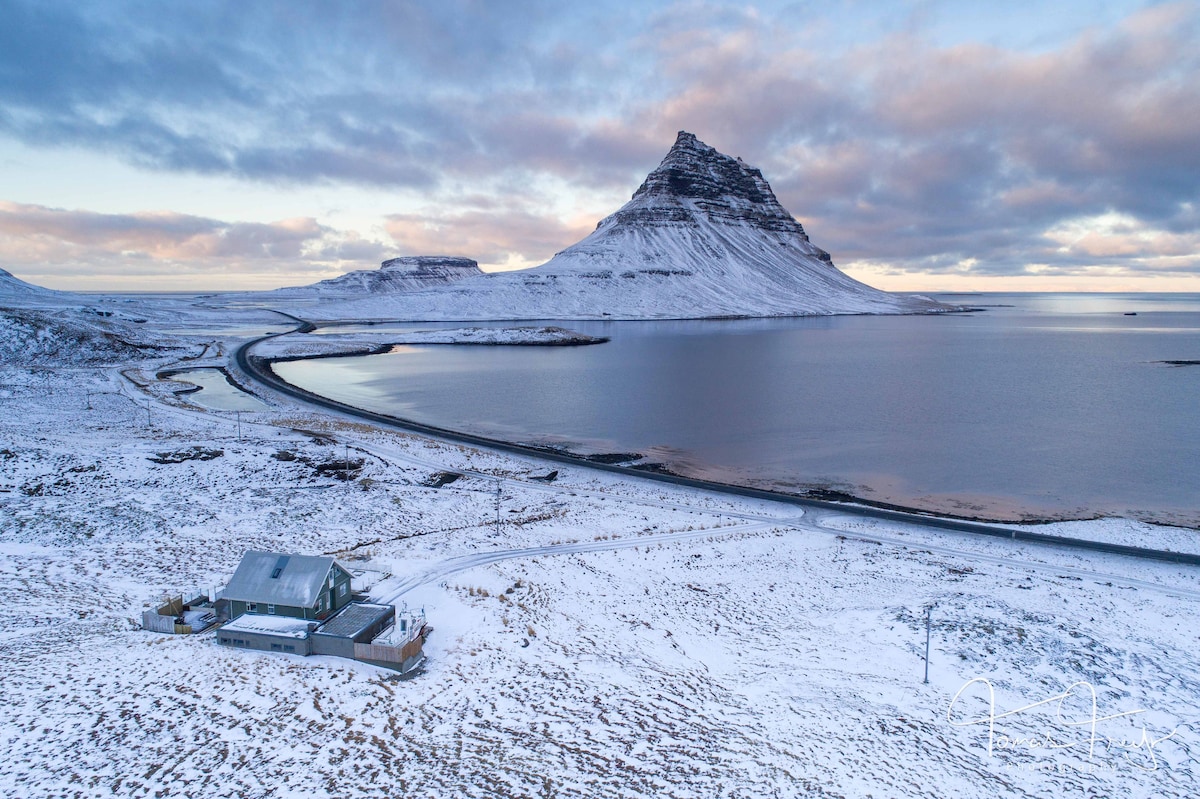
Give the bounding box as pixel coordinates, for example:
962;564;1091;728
354;636;424;666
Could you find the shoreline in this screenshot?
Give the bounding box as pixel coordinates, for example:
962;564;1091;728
234;330;1200;563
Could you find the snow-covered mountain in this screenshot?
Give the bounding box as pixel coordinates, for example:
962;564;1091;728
268;256;482;299
307;132;953;320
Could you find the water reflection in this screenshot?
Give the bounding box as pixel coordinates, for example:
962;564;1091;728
167;369;267;411
274;293;1200;524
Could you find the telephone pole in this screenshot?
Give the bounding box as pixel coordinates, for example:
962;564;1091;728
494;479;502;534
923;606;933;685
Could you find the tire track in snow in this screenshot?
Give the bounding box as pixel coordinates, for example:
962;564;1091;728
374;517;801;603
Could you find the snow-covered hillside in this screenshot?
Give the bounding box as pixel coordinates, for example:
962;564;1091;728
0;267;41;294
303;133;954;320
0;306;179;365
1;277;1197;797
0;267;77;307
2;340;1197;798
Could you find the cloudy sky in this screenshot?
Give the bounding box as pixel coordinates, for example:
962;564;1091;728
2;0;1197;291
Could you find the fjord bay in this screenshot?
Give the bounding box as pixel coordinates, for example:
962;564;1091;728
275;293;1200;525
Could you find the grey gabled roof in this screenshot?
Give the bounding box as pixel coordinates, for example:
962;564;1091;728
222;551;344;608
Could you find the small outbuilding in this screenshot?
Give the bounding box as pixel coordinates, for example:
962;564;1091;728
221;550;354;621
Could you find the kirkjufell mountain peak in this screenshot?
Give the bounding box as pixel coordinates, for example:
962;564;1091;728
626;131;818;240
291;131;953;320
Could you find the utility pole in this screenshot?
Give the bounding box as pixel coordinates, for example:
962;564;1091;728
344;443;350;482
85;391;92;410
923;605;933;685
494;479;502;534
236;410;242;442
145;400;152;431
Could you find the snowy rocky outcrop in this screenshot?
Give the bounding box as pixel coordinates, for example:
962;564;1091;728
269;256;483;299
306;132;954;320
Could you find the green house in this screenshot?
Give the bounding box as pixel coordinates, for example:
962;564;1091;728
221;551;354;621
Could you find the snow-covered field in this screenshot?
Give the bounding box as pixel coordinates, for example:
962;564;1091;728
1;295;1198;798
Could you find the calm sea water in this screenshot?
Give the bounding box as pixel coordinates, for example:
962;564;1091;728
275;294;1200;524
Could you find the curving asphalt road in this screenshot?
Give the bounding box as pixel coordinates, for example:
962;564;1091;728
233;318;1200;568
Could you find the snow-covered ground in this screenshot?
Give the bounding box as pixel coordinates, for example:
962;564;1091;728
1;293;1198;798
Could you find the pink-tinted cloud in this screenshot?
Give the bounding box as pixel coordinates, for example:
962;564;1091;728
385;207;596;269
2;1;1198;288
0;202;330;260
0;201;389;288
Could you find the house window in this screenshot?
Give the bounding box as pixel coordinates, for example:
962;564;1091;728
271;567;283;579
267;604;276;614
247;602;258;613
338;583;347;597
283;645;295;653
270;643;281;651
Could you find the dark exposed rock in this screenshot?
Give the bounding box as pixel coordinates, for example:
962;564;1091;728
313;458;365;479
584;452;643;464
148;446;224;464
425;471;463;488
620;130;822;243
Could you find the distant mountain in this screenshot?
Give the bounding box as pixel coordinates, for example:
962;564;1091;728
269;256;482;299
295;132;956;320
0;267;58;301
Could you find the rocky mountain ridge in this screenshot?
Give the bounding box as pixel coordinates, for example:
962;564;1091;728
619;131;815;237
